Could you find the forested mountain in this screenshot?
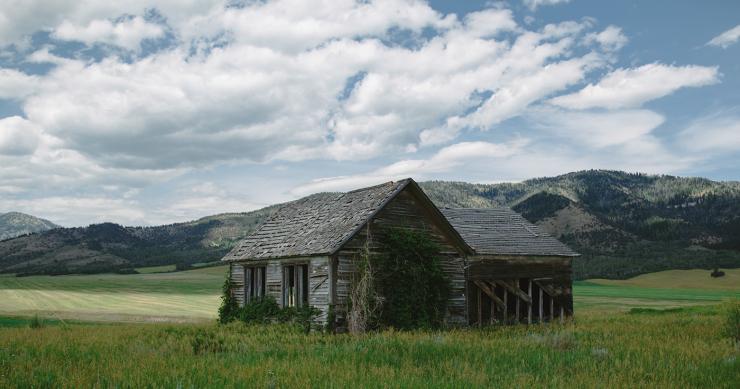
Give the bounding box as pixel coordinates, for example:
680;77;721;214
0;212;59;240
0;209;275;276
421;170;740;278
1;170;739;278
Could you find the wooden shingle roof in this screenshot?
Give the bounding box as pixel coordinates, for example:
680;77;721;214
441;208;579;257
223;179;414;261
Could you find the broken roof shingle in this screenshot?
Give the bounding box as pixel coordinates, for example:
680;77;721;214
441;208;579;257
223;179;412;261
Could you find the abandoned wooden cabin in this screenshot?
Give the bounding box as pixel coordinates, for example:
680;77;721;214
222;178;578;328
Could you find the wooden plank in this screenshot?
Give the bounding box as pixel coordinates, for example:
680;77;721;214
473;280;504;308
533;279;560;298
560;306;565;324
493;280;532;304
550;295;554;322
539;287;543;323
311;276;327;292
490;298;495;325
515;278;520;324
527;279;532;325
244;267;251;304
477;287;482;328
503;288;508;324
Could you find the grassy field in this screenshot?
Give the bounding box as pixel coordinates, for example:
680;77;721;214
574;268;740;312
0;266;226;322
2;266;738;323
1;306;738;388
135;264;177;274
0;267;738;387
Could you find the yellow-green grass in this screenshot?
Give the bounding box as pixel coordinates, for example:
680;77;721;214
0;306;738;388
575;268;740;312
134;264;177;274
589;268;740;290
0;265;227;322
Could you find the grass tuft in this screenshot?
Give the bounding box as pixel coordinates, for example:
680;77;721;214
28;314;44;329
723;299;740;346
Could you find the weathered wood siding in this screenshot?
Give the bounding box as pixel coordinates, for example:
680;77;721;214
230;262;245;306
309;256;331;324
335;187;468;327
230;256;332;325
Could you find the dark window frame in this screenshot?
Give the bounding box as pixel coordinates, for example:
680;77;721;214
244;265;266;303
282;263;309;308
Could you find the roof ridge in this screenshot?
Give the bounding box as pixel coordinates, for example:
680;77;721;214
345;178;411;194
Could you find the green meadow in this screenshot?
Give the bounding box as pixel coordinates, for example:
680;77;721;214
0;266;226;322
0;267;738;387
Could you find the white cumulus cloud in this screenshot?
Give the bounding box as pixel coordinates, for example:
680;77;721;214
522;0;571;11
0;116;42;155
707;24;740;48
53;16;165;51
548;63;719;109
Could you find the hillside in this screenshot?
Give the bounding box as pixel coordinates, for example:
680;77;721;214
1;170;739;278
0;210;275;276
0;212;59;241
421;170;740;278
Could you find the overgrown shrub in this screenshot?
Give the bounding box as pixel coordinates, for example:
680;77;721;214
348;231;382;334
238;297;282;324
218;273;239;324
373;228;450;330
217;270;320;332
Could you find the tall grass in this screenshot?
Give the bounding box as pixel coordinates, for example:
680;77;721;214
724;300;740;346
0;306;737;388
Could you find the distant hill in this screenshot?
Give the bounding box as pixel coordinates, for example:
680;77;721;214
420;170;740;279
0;209;275;276
0;212;59;240
1;170;739;278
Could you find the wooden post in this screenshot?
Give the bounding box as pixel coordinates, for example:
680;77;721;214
244;267;252;304
527;279;532;325
503;288;508;324
560;306;565;324
539;287;543;323
515;279;520;324
490;296;495;325
550;296;554;322
479;287;484;327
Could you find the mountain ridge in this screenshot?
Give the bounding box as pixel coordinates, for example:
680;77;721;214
1;170;739;278
0;212;59;241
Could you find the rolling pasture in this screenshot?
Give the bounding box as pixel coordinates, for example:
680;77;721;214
0;267;738;387
0;266;226;322
1;266;738;323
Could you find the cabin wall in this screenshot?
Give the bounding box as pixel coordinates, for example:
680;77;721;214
334;188;468;328
229;256;332;325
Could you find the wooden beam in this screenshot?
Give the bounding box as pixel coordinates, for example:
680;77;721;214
560;306;565;324
550;295;554;322
534;280;559;298
539;287;543;323
503;289;508;324
493;280;532;304
477;286;482;328
490;298;495;325
473;280;505;308
527;279;532;325
515;279;520;324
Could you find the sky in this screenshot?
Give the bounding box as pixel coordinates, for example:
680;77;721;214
0;0;738;227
